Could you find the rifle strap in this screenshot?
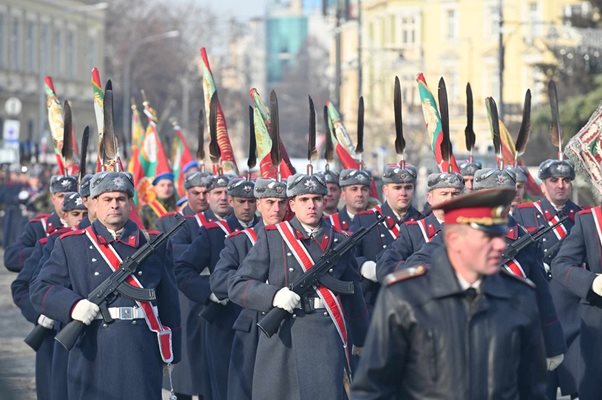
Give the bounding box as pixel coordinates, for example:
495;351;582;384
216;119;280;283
373;205;400;239
275;221;351;375
533;201;568;241
84;226;174;363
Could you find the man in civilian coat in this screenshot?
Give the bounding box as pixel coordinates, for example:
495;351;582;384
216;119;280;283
352;187;547;399
375;171;464;281
229;173;369;400
351;164;422;307
30;171;181;400
513;159;582;399
4;175;77;272
175;177;258;400
210;177;288;400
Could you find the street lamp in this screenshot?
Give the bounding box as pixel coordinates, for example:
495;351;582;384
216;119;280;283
121;30;180;145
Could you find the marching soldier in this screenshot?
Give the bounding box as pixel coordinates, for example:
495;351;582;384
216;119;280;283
11;191;87;400
513;159;582;399
351;164;422;306
30;171;181;400
552;192;602;399
375;171;464;281
78;174;94;228
229;172;369;399
459;160;481;192
321;169;341;216
175;177;258;400
4;175;77;272
211;177;288;400
510;166;527;206
325;168;371;232
352;187;547;399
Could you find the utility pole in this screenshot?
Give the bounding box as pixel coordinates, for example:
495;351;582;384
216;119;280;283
334;0;342;107
357;0;362;98
498;0;505;118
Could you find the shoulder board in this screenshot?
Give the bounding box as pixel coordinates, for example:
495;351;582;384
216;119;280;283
227;230;247;239
264;224;278;231
32;213;50;220
499;268;536;289
516;203;536;209
59;229;85;239
331;225;350;236
50;227;72;237
356;209;376;216
184;214;196;220
147;230;161;235
38;237;49;245
384;265;427;286
578;208;593;216
203;222;223;230
161;211;178;219
405;220;419;225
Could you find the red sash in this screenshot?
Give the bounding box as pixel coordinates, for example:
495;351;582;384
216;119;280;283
275;221;351;371
533;201;568;241
329;213;343;232
504;258;527;279
242;228;258;245
194;212;210;228
39;217;49;236
373;205;400;239
214;220;232;236
416;219;437;243
84;226;174;363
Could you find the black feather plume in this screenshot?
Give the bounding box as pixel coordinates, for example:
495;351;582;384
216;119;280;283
438;78;452;167
356;96;364;154
61;100;74;168
464;82;476;153
486;97;502;167
515;89;531;158
79;126;89;180
323;105;334;162
197;108;205;161
209;92;220;164
548;80;562;156
248;105;257;170
394;76;405;156
269;90;281;168
308;96;317;161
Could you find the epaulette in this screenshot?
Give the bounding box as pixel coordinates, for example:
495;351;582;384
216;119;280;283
147;230;161;235
59;229;85;239
384;265;427;286
356;209;376;216
405;220;419;225
38;237;49;245
516;203;536;209
264;224;278;231
50;227;72;237
31;213;50;221
227;230;247;239
578;208;593;216
499;268;536;289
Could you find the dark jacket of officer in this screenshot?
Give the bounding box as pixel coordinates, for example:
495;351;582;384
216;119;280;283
552;206;602;399
376;213;441;282
230;217;369;400
4;212;62;272
352;246;547;399
30;219;181;400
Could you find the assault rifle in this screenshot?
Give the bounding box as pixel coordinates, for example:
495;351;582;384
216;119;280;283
502;216;568;263
257;213;385;337
53;216;186;351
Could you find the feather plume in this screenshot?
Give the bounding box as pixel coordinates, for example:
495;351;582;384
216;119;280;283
79;126;89;180
101;81;118;169
464;83;476;153
197;108;205;162
323;105;334;162
394;76;405;158
269;90;281;168
61;100;74;170
438;78;452;168
548;80;563;158
308;96;317;161
248;105;257;170
209;92;220;164
515;89;531;158
356;96;364;154
486;97;502;168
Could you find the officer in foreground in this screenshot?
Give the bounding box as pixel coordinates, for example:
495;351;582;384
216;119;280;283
30;172;181;400
352;187;547;399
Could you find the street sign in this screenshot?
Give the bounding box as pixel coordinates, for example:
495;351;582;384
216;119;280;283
3;119;20;142
4;97;22;116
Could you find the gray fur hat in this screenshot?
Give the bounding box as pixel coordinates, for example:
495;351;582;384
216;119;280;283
183;171;213;189
319;170;340;186
473;168;516;190
227;178;255;198
538;159;575;180
286;173;327;197
79;174;93;198
339;169;372;187
382;164;417;184
507;166;527;183
254;178;287;199
62;192;87;212
50;175;78;193
207;175;230;191
459;161;482;176
90;172;135;198
426;172;465;191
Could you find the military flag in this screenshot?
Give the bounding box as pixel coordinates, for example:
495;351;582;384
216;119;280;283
249;88;295;178
416;73;460;173
199;47;238;174
91;67;104;171
44;76;66;174
171;121;194;198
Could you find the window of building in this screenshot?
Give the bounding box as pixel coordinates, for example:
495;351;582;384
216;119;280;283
87;33;96;68
445;8;458;40
25;20;35;72
10;15;21;71
402;16;417;47
0;14;5;68
66;30;75;78
527;2;541;42
53;28;61;75
41;24;50;72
